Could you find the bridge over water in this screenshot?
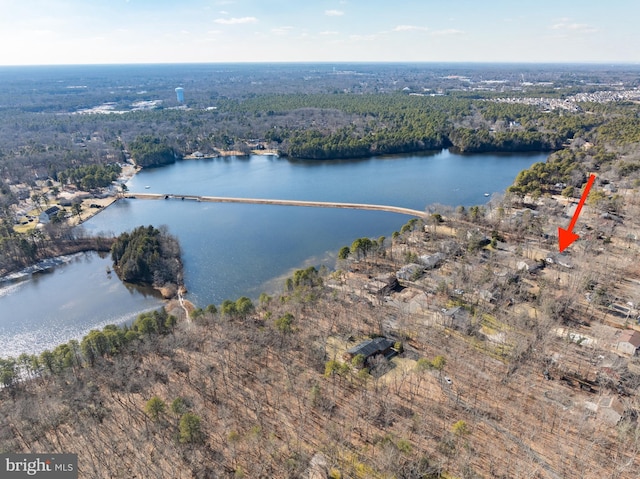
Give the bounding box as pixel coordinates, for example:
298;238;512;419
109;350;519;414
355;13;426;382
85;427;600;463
124;193;426;218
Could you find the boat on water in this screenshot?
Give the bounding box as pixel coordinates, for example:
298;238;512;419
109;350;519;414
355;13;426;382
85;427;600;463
484;193;490;197
145;185;151;189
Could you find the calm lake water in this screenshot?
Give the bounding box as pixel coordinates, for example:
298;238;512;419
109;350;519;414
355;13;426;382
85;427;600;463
0;149;547;357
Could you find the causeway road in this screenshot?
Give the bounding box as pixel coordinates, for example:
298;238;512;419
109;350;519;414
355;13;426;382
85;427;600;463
124;193;426;218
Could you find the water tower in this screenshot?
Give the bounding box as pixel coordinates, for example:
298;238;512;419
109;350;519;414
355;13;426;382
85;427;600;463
175;87;184;103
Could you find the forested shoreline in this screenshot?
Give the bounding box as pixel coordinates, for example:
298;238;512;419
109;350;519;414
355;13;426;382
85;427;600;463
0;223;115;277
0;85;636;281
0;91;599;179
111;225;183;297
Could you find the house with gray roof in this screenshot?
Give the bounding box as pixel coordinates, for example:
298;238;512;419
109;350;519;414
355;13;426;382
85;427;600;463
343;337;395;365
39;206;61;224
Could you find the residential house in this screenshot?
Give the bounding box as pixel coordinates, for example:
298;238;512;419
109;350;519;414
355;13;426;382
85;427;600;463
616;329;640;356
407;291;431;315
440;306;472;332
418;252;444;270
478;289;496;304
396;263;424;281
585;396;626;425
609;303;632;319
364;273;399;297
39;206;60;224
343;337;395;365
516;259;543;274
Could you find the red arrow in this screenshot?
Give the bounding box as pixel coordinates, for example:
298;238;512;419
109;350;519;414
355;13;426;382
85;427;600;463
558;174;596;252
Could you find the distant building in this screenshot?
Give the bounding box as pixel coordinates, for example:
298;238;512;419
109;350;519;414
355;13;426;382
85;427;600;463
585;395;627;425
616;329;640;356
39;206;60;224
175;87;184;103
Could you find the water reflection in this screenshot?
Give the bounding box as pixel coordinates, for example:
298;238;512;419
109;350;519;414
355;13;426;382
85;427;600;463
1;150;547;357
0;252;165;358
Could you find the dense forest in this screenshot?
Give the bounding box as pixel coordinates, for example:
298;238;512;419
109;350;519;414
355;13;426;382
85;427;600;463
128;136;181;168
2;63;638;186
0;91;603;176
58;163;122;190
111;225;182;290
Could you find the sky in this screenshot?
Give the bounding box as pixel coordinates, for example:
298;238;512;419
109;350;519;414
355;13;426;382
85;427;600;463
1;0;639;65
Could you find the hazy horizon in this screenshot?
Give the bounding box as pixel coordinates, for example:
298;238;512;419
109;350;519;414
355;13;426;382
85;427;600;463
1;61;639;70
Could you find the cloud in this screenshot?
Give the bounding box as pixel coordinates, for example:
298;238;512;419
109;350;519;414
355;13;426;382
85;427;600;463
349;34;378;42
271;26;293;35
393;25;428;32
551;22;598;33
325;10;344;17
25;29;55;37
319;31;339;36
214;16;258;25
430;29;464;36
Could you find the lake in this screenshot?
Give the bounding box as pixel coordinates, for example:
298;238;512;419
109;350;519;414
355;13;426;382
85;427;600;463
0;149;547;357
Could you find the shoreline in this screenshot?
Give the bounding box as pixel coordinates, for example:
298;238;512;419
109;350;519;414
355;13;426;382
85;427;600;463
66;162;140;227
78;148;277;227
1;150;554;360
0;237;116;279
0;164;138;280
183;149;280;160
4;147;534;282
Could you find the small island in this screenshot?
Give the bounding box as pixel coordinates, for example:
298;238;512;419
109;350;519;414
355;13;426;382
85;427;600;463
111;225;183;299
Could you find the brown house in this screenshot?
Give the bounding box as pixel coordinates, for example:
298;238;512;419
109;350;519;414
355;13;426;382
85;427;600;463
616;329;640;356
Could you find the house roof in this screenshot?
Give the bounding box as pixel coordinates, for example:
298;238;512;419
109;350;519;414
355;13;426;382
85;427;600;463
619;329;640;348
43;206;60;216
443;306;462;317
347;337;394;358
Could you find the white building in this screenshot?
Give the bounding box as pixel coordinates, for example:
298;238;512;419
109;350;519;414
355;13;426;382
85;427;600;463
616;329;640;356
39;206;60;224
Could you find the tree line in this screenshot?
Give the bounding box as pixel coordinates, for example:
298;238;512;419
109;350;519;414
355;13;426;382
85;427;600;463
0;89;614;187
